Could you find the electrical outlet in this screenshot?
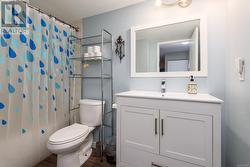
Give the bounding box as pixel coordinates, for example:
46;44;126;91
237;164;250;167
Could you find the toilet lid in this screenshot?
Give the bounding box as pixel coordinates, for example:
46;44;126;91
49;123;89;144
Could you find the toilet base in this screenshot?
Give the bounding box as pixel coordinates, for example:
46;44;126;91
56;134;93;167
79;148;92;165
57;148;92;167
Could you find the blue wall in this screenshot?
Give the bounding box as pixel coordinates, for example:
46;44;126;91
225;0;250;166
83;0;226;97
83;0;228;165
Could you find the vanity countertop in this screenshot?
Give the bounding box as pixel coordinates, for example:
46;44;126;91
116;90;223;104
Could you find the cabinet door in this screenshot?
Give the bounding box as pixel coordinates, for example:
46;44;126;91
160;110;212;167
120;106;159;154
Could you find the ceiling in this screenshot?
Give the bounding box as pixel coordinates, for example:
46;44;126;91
29;0;144;24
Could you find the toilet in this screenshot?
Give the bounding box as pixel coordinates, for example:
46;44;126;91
47;99;104;167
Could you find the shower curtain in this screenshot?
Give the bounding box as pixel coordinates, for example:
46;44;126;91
0;6;75;167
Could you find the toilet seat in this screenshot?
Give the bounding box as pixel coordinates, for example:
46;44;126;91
47;124;95;155
48;124;90;145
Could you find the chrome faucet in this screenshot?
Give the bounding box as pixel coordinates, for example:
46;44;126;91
161;79;166;95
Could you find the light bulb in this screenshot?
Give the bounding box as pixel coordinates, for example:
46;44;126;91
155;0;162;7
178;0;192;8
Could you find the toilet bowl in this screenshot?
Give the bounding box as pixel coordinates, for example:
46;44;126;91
47;99;104;167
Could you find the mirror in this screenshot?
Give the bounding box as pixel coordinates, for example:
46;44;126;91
131;16;207;77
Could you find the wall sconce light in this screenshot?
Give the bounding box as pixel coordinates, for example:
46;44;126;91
115;36;125;63
155;0;192;8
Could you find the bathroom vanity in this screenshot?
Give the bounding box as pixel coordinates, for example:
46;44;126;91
116;91;222;167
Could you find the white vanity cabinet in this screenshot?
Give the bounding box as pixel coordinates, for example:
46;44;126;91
116;91;223;167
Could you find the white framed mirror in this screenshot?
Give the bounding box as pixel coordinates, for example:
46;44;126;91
130;15;208;77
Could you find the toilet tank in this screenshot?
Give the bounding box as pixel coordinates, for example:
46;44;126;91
79;99;105;127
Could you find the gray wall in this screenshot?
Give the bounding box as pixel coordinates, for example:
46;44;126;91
82;0;229;165
225;0;250;166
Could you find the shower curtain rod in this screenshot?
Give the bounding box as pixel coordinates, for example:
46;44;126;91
23;1;79;32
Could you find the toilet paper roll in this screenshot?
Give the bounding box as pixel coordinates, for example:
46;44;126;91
94;52;102;57
84;53;89;57
87;46;93;53
88;52;95;57
93;46;101;52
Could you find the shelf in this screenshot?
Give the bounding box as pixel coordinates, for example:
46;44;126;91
69;34;104;40
97;123;111;128
69;73;112;79
105;110;114;115
68;31;112;46
103;124;112;128
81;41;112;47
70;107;80;111
68;30;113;158
69;56;111;62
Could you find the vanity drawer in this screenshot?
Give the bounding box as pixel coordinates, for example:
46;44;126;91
121;146;202;167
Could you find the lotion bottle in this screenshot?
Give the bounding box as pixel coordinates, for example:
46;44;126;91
187;75;198;94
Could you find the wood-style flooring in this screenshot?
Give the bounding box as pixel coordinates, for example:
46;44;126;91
35;150;116;167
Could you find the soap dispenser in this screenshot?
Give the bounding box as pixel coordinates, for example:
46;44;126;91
187;75;198;94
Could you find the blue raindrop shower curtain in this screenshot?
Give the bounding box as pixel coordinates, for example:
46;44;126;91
0;6;75;167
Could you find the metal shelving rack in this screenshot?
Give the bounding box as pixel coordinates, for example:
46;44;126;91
68;29;113;158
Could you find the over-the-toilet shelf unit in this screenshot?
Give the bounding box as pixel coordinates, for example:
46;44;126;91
68;29;113;157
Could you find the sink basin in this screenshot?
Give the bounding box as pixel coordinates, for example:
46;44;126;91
116;90;223;104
